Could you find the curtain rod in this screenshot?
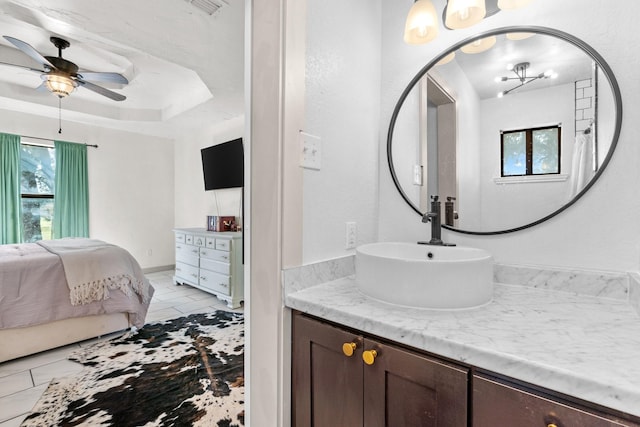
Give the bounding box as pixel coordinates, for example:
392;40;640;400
19;134;98;148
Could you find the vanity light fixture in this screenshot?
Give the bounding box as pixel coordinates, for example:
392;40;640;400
506;32;535;40
460;36;496;53
404;0;535;45
436;51;456;65
496;61;556;97
404;0;440;44
445;0;486;29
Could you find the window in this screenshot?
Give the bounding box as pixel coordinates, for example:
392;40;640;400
20;143;55;242
501;125;561;177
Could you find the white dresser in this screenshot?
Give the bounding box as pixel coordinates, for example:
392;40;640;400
173;228;244;309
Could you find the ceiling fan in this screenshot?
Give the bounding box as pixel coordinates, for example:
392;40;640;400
1;35;128;101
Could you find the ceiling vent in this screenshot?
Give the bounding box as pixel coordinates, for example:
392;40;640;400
186;0;228;15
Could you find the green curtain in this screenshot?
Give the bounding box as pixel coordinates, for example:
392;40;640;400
53;140;89;238
0;132;23;244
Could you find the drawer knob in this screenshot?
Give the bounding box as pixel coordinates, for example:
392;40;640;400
342;342;357;357
362;349;377;365
544;414;563;427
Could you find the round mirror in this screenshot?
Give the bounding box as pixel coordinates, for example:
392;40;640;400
387;26;622;235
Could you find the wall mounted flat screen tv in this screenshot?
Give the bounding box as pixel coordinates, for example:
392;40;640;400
201;138;244;190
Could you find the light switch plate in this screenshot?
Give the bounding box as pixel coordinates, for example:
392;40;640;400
300;132;321;170
413;165;423;185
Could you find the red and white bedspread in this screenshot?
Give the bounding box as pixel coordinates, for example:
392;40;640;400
0;240;155;329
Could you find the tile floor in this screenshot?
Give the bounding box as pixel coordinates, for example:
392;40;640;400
0;270;243;426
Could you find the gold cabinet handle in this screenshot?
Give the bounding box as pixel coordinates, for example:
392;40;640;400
544;414;563;427
362;349;378;365
342;342;357;357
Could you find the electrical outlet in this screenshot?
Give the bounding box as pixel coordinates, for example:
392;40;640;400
345;222;357;249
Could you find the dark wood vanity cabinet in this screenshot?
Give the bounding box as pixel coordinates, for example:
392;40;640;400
292;312;640;427
473;375;640;427
292;313;468;426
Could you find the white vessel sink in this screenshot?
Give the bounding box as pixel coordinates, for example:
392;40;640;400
355;242;493;309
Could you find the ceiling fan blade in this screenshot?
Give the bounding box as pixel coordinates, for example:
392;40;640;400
77;71;128;85
35;82;49;92
3;36;55;69
0;60;44;73
77;79;126;101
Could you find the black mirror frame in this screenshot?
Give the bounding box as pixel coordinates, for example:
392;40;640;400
386;26;623;235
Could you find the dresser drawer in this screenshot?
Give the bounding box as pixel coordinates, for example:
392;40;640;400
205;236;216;248
199;270;230;295
200;258;231;275
215;239;231;251
175;262;199;283
176;252;199;267
185;234;194;245
193;235;206;247
175;232;186;243
176;243;200;258
199;247;231;263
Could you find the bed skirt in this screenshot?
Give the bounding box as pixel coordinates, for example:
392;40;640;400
0;313;131;363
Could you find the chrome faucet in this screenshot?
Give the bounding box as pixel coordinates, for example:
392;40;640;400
418;195;455;246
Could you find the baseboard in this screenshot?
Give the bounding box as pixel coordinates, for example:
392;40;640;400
142;265;175;274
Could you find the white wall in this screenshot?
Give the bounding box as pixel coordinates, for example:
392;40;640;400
378;0;640;272
303;0;381;263
0;108;175;269
173;116;244;229
477;83;574;231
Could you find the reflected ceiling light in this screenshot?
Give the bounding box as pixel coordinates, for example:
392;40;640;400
404;0;533;45
498;0;534;10
404;0;440;44
42;72;77;98
496;61;556;97
436;51;456;65
460;36;496;54
506;32;535;40
445;0;486;29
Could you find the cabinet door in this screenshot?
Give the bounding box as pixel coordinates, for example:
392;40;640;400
473;375;639;427
363;338;468;427
292;314;363;427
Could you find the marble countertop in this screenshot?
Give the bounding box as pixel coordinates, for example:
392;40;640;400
285;276;640;417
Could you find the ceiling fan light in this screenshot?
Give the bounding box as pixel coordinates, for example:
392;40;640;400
460;36;496;54
44;74;77;98
497;0;534;10
445;0;486;29
404;0;440;44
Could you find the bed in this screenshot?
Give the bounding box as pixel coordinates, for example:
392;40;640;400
0;239;154;362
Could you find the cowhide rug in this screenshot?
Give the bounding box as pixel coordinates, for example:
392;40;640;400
21;311;244;427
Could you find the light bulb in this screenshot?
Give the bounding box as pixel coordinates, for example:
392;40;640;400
457;7;470;21
445;0;486;29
